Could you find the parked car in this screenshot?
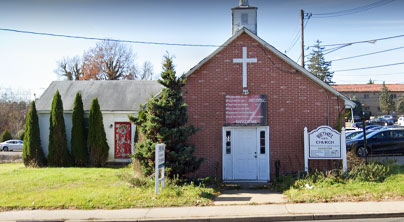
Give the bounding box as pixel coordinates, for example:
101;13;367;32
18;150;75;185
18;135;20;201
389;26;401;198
365;125;383;131
398;116;404;126
0;140;23;152
381;114;397;122
353;115;362;122
346;130;363;140
367;117;394;126
346;129;404;157
380;125;404;130
351;122;364;129
347;128;381;141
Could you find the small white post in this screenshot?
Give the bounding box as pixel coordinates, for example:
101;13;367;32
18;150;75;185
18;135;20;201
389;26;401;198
304;127;309;172
155;145;159;194
155;143;166;195
341;127;347;173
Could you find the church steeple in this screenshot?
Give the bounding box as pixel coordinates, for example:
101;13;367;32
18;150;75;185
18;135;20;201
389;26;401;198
239;0;249;7
232;0;257;35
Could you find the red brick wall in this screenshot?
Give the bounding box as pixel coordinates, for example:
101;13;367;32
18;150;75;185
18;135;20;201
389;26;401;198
183;32;345;179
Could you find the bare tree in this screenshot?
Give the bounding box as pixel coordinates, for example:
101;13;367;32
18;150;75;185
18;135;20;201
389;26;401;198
82;40;137;80
55;40;155;81
55;56;83;80
136;61;154;80
0;88;31;138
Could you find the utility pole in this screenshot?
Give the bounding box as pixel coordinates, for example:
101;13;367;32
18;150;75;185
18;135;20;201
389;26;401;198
300;9;305;68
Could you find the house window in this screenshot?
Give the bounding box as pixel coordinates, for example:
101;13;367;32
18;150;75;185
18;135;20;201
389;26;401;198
260;131;265;154
241;13;248;26
391;94;397;99
226;131;231;154
364;94;369;99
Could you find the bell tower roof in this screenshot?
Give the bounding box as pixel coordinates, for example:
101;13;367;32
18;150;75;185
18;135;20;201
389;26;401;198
231;0;257;35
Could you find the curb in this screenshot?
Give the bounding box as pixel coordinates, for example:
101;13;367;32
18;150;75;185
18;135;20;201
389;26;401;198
15;212;404;222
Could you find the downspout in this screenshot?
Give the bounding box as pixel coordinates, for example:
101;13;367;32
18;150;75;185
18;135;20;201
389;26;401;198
325;90;330;126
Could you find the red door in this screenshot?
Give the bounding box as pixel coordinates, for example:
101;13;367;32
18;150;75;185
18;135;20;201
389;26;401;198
114;122;132;158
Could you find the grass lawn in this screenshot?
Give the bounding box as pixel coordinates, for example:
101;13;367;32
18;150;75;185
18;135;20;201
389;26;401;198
0;163;218;210
284;164;404;203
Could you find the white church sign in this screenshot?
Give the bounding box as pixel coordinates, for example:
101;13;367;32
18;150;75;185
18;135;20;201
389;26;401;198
304;126;347;172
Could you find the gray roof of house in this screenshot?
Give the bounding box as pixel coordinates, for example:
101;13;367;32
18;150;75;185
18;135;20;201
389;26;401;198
36;80;163;112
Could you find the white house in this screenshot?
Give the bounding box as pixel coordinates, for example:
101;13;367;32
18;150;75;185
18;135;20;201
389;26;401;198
36;80;163;163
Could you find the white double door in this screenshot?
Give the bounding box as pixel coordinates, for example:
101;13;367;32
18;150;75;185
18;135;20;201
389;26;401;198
223;126;269;181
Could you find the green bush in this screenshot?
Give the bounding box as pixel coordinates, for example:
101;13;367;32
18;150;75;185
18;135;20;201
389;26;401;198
1;130;12;142
22;101;46;167
132;55;203;179
348;162;390;182
272;175;297;192
88;98;109;167
71;92;88;167
48;90;72;167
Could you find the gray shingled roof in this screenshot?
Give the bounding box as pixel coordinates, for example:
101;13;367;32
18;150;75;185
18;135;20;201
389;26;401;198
36;80;163;112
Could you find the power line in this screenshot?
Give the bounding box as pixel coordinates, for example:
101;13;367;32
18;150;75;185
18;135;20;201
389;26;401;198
333;62;404;72
285;18;310;54
313;34;404;48
311;0;396;18
331;46;404;62
0;28;221;48
336;71;404;76
285;27;300;54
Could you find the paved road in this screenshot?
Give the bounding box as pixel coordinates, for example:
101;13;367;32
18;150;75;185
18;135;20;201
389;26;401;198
0;151;22;163
289;218;404;222
369;155;404;165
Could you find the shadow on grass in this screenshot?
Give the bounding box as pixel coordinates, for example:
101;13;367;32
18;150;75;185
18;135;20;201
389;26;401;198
201;191;217;200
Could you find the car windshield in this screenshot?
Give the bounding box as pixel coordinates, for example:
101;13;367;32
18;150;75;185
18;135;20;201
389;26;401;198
346;131;362;139
351;130;380;140
366;125;381;130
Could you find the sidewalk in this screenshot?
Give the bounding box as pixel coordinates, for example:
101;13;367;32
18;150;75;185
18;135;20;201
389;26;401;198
1;201;404;222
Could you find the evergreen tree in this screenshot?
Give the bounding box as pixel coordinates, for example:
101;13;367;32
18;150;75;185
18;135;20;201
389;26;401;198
48;90;72;167
22;101;45;167
379;82;395;114
88;98;109;167
368;78;375;84
132;55;203;178
396;94;404;114
1;130;12;142
307;40;334;84
345;96;363;121
71;92;88;166
352;96;363;117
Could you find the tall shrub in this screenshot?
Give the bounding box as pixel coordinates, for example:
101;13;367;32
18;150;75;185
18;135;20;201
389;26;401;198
48;90;72;167
1;130;12;142
22;101;45;167
132;55;203;178
88;98;109;167
71;92;88;166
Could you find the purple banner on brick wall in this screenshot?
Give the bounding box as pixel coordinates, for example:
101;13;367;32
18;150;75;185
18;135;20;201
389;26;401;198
225;94;267;125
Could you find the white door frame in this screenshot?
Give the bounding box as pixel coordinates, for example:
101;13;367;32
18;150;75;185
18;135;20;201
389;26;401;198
222;126;270;182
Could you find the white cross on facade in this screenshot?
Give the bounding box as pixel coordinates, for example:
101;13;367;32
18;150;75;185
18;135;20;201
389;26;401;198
233;47;257;94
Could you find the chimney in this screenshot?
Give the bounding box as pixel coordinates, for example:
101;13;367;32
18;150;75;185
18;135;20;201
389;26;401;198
231;0;257;35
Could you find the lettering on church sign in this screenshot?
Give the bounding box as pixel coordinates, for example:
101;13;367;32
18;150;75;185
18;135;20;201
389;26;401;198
225;94;267;125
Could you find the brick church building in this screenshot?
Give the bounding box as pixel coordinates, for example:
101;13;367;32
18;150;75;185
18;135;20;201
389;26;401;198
183;0;355;181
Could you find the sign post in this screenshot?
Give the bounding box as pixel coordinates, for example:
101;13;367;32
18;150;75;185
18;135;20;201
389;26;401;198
155;143;165;194
304;126;347;172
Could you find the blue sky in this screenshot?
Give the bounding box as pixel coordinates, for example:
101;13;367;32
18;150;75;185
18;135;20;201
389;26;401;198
1;0;404;98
